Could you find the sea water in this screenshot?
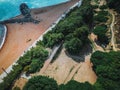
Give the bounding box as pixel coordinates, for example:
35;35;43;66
0;0;69;21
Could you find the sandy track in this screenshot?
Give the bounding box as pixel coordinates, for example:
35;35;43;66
64;63;82;84
37;49;97;85
109;10;117;51
38;49;78;85
0;0;79;74
89;33;104;52
13;78;27;90
73;55;97;84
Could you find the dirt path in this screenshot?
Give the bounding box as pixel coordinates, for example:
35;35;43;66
109;10;117;51
35;49;78;84
64;54;97;84
35;48;97;85
64;63;82;84
13;78;27;90
73;55;97;84
39;44;61;74
89;33;104;52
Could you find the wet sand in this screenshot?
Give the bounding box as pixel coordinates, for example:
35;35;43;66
0;0;79;74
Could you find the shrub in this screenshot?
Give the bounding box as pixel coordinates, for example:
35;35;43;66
91;51;120;89
106;0;120;13
59;80;93;90
23;76;58;90
92;5;99;9
65;38;83;54
94;14;108;23
0;65;23;90
99;5;108;10
43;33;64;48
93;25;108;44
28;59;43;73
13;86;21;90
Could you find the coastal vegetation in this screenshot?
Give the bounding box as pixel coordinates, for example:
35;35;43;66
91;51;120;90
59;80;93;90
18;45;48;74
0;0;93;89
23;76;58;90
24;72;119;90
22;51;120;90
0;0;120;90
43;0;93;54
106;0;120;13
94;10;109;23
92;0;110;46
23;76;94;90
13;86;20;90
0;64;23;90
93;24;109;45
0;44;48;90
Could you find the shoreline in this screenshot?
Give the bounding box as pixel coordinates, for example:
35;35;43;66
0;0;70;22
0;25;7;50
9;0;71;20
0;0;80;82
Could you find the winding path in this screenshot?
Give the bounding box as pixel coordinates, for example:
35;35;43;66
109;10;117;51
88;33;104;52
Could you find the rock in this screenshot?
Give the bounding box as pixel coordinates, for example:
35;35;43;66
20;3;31;18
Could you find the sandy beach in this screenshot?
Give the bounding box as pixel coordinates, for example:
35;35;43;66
0;0;79;74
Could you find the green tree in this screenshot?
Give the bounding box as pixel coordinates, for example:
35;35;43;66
79;4;94;26
65;38;83;54
13;86;21;90
31;46;48;60
91;51;120;90
93;25;108;44
23;76;58;90
73;26;89;43
28;59;43;73
106;0;120;13
94;10;108;23
59;80;93;90
43;32;64;48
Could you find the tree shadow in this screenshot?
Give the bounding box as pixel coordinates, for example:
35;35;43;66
65;44;92;63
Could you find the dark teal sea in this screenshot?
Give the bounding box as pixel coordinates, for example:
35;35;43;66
0;0;69;21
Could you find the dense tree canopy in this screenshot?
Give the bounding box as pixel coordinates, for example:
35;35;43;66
30;46;48;60
43;32;64;48
73;26;89;43
94;12;108;23
64;38;83;54
23;76;58;90
91;51;120;90
93;25;108;45
0;0;94;89
28;59;43;73
59;80;93;90
0;64;23;90
106;0;120;13
64;25;89;54
43;0;93;54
